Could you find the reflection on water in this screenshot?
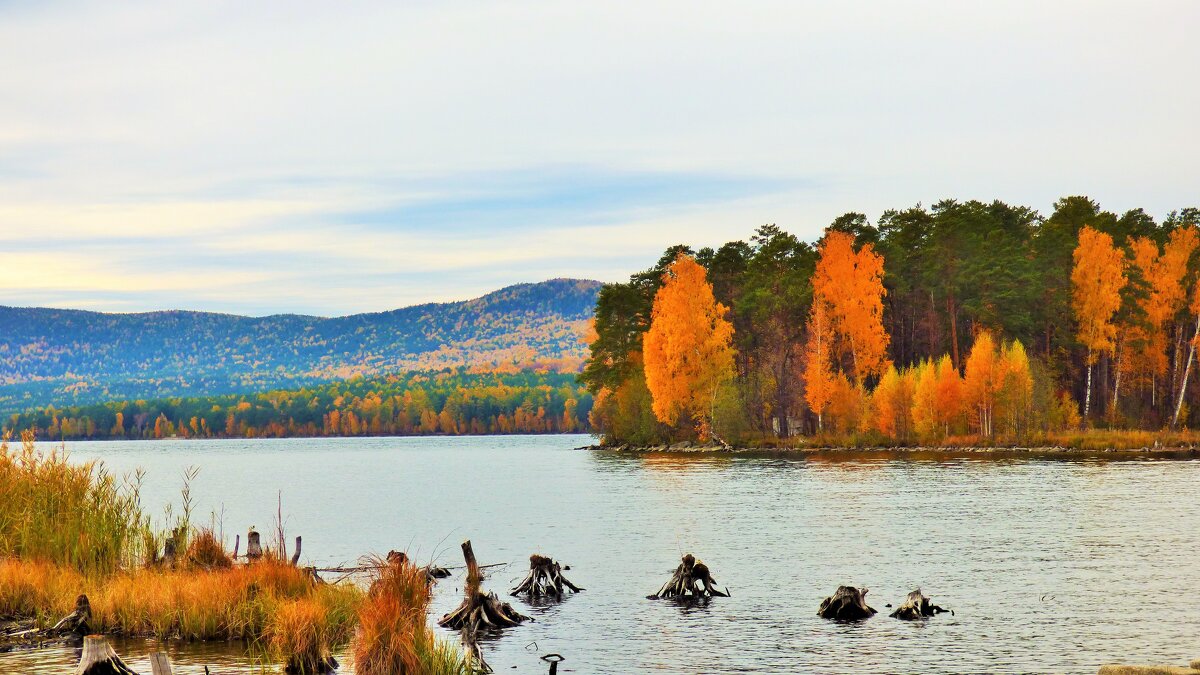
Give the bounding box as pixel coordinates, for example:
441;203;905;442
5;435;1200;674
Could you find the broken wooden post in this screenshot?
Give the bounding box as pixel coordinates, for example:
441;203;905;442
76;635;137;675
246;527;262;561
510;554;584;600
162;538;176;568
149;652;172;675
818;586;877;620
462;539;481;585
232;533;240;559
889;589;952;620
649;553;729;600
290;535;302;566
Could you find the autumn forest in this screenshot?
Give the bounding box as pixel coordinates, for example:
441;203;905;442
583;196;1200;447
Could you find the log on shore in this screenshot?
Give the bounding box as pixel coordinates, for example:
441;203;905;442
889;589;951;620
818;586;876;620
649;554;729;600
76;635;137;675
510;554;583;600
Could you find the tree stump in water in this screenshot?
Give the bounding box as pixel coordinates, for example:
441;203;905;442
387;550;451;583
510;554;584;600
438;541;530;632
889;589;951;620
649;554;729;600
818;586;877;620
76;635;137;675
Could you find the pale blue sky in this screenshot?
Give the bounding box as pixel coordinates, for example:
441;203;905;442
1;1;1196;315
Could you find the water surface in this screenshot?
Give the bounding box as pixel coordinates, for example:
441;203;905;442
7;435;1200;674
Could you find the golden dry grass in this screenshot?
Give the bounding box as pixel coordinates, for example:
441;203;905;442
353;556;472;675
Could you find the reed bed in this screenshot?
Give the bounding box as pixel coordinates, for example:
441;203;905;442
0;431;143;575
353;556;473;675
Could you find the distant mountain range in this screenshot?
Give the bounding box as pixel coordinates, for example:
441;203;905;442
0;278;601;413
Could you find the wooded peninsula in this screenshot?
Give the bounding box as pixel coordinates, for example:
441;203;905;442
582;196;1200;449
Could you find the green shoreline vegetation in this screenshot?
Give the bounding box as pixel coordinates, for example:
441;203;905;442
3;370;592;441
0;431;472;674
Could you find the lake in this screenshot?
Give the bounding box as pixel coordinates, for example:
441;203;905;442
7;434;1200;674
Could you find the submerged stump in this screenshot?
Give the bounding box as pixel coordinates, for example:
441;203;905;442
818;586;877;620
649;554;729;600
76;635;137;675
510;554;583;600
889;589;951;620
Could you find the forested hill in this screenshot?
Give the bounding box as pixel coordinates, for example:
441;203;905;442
0;278;600;413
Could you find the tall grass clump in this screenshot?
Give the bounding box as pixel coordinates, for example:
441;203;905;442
0;431;144;574
354;555;474;675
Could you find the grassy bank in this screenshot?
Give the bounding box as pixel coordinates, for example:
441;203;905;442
0;431;472;674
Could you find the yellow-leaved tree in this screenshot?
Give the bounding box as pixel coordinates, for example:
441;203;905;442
642;254;736;440
1071;226;1127;425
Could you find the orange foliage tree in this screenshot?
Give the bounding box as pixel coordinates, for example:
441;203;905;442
1071;226;1127;425
810;231;890;384
642;254;736;439
1124;226;1197;412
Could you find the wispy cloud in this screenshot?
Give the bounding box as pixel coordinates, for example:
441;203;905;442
0;1;1196;314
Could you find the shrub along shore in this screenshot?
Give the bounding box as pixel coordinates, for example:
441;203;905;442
0;431;472;674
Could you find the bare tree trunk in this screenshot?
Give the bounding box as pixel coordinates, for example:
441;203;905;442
1172;315;1200;428
1113;347;1123;418
948;297;960;370
1083;350;1093;429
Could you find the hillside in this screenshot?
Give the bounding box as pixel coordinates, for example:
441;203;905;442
0;278;600;412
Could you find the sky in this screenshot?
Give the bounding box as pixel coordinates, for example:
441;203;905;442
1;1;1197;316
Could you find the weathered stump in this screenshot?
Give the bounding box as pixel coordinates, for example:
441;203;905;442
649;554;729;600
76;635;137;675
386;550;451;583
438;541;529;651
53;594;92;635
818;586;876;620
246;527;262;561
510;554;584;600
290;535;303;566
148;652;172;675
889;589;951;620
162;539;176;569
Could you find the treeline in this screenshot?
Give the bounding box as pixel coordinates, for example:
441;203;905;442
582;196;1200;446
4;370;593;440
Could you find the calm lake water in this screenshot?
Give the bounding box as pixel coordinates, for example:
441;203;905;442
7;434;1200;674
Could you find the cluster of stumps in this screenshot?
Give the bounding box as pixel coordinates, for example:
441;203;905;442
426;547;950;673
818;584;953;621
